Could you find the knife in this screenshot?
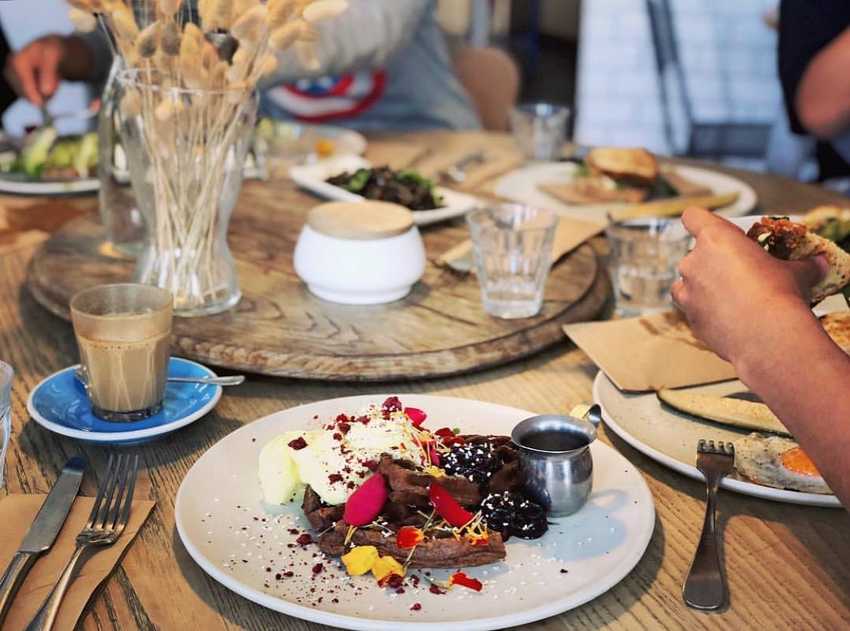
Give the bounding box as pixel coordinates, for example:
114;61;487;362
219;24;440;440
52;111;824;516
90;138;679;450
657;389;791;437
0;456;86;625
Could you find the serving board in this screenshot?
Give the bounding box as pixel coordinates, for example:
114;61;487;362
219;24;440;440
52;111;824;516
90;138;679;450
26;178;608;381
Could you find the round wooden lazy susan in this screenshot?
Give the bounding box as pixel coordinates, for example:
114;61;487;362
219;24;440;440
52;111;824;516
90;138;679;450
26;181;609;381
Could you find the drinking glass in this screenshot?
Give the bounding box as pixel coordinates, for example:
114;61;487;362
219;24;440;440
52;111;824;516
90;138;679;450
0;361;12;489
605;218;691;317
509;102;571;161
70;283;173;422
467;204;558;319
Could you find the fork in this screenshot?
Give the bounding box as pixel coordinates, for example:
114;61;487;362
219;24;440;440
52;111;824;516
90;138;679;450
682;439;735;610
26;454;140;631
438;150;486;185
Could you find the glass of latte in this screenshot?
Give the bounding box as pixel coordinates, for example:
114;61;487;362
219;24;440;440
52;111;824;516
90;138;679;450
70;283;173;422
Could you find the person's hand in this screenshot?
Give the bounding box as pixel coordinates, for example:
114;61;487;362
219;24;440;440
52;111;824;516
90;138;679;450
671;207;828;364
4;35;68;106
5;34;96;106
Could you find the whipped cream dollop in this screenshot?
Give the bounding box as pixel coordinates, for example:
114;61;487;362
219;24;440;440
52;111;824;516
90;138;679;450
259;403;425;506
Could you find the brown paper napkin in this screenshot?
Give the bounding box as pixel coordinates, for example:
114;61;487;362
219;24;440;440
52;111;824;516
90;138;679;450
415;147;524;192
436;216;603;273
564;294;850;392
563;310;734;392
0;494;154;631
364;141;431;171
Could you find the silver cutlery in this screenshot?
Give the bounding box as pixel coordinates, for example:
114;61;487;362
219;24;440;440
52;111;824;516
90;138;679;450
26;453;139;631
0;457;86;626
438;150;486;184
73;366;244;387
683;439;735;610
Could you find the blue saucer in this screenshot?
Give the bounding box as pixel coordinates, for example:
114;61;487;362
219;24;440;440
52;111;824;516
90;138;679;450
27;357;223;445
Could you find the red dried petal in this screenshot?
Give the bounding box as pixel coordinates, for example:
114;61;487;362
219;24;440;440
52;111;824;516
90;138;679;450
343;473;388;526
450;571;483;591
404;407;427;427
396;526;424;549
287;436;308;450
429;481;473;527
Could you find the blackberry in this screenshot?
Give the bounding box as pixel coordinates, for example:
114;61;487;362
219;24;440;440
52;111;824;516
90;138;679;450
480;491;548;540
443;442;500;485
511;497;548;539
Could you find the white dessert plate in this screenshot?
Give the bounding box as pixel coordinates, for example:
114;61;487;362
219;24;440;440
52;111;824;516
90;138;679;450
290;155;479;227
176;394;656;631
593;371;841;507
494;162;757;223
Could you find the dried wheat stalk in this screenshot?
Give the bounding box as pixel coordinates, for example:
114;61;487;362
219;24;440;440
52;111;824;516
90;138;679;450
70;0;349;310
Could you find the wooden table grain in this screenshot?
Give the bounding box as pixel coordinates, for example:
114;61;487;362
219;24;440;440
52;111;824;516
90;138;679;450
2;132;849;630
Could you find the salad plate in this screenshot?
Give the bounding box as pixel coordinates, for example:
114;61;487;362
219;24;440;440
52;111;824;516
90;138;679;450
175;394;655;630
27;357;222;445
0;128;99;196
290;155;479;227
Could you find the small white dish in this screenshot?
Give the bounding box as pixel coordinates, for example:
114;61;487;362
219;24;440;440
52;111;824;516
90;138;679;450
294;201;426;305
289;155;480;227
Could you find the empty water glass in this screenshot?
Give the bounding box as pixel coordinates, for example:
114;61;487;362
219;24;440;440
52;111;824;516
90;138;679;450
605;218;691;317
467;204;558;319
0;361;12;489
509;103;571;161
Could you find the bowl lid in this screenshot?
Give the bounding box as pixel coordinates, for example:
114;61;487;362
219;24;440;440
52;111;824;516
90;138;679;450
306;201;414;240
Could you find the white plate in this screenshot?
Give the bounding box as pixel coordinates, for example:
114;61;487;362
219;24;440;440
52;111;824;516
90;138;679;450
176;394;656;630
592;371;841;507
494;162;757;223
263;122;367;159
0;175;99;195
290;156;479;227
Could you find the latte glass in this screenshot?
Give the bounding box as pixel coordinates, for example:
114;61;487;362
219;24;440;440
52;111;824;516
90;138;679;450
70;284;173;422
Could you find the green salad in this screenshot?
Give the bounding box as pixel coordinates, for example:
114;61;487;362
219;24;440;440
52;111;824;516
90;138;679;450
0;128;98;180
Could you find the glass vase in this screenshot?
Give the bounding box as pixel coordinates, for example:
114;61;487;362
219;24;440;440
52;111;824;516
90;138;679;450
98;57;144;257
116;69;257;317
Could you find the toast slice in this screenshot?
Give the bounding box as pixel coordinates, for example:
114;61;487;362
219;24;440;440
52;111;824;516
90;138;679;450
586;147;659;186
747;216;850;303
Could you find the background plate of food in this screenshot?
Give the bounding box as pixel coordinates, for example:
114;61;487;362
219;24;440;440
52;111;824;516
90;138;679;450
290;155;479;226
256;119;367;163
176;394;655;631
494;147;757;223
0;127;99;195
593;372;842;507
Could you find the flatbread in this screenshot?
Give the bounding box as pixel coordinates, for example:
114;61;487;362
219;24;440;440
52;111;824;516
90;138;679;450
747;216;850;303
821;311;850;352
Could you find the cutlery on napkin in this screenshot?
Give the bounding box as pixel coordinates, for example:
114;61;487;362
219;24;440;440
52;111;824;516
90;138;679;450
0;458;85;626
435;216;603;273
0;494;154;631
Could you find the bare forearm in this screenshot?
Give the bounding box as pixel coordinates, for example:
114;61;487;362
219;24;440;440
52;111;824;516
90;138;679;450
735;302;850;506
796;26;850;138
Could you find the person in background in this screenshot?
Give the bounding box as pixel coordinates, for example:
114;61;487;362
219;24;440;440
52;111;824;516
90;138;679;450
5;0;479;132
779;0;850;180
671;207;850;509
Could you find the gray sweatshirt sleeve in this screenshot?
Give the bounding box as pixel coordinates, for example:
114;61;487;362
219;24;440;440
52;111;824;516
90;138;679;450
259;0;431;88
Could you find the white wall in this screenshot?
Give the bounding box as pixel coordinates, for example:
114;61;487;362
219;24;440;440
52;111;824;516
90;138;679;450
0;0;90;136
575;0;781;159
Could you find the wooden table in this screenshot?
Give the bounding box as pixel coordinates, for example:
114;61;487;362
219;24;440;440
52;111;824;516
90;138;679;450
2;132;849;630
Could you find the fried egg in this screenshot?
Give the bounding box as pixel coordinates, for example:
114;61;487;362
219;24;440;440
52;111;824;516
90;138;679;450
734;433;832;494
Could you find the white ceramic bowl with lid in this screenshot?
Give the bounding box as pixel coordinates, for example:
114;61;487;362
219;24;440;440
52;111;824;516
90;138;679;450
293;201;426;305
